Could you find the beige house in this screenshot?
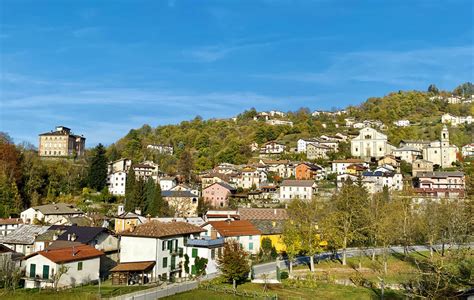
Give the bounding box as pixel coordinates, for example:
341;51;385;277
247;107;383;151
412;159;434;177
39;126;85;157
306;143;333;160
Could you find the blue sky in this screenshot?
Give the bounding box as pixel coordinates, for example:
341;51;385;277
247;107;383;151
1;0;473;146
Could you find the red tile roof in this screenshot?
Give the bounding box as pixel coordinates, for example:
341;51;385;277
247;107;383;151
208;220;261;237
119;220;205;238
29;244;103;264
0;218;23;225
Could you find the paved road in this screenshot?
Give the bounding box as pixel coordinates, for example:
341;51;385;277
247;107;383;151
253;243;474;276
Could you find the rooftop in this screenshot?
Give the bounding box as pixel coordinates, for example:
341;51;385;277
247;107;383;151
49;225;109;244
27;244;103;264
0;225;50;245
110;261;156;272
32;203;83;215
207;220;261;237
280;180;315;187
120;221;204;238
238;208;288;220
0;218;23;225
417;171;465;178
161;190;196;198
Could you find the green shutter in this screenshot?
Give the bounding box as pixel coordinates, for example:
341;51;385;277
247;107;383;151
171;255;176;269
178;247;183;257
168;240;172;252
249;242;253;250
78;262;83;270
192;248;198;258
163;257;168;268
30;264;36;278
42;265;49;279
191;265;196;275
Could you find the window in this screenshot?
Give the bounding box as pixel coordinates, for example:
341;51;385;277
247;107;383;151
191;265;196;275
162;240;166;251
30;263;36;278
211;249;215;259
168;240;173;252
192;248;198;258
43;265;50;279
162;257;168;268
178;247;184;257
249;242;254;250
249;235;252;240
78;262;83;270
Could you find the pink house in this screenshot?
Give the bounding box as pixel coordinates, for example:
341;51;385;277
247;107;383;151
202;182;237;208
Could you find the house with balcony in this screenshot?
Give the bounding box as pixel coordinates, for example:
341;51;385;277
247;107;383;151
115;221;206;283
23;244;103;288
414;171;465;198
260;141;286;155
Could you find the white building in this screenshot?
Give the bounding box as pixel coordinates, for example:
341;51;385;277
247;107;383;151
392;146;422;164
117;221;217;281
265;119;293;126
133;161;160;182
260;141;286;154
23;244;103;288
203;220;261;254
0;225;50;255
393;120;410;127
331;159;369;175
279;180;317;201
236;167;267;189
107;171;127;196
147;144;174;155
159;177;177;191
0;218;23;236
422;126;458;168
297;138;318;153
441;113;473;127
361;171;403;194
351;127;394;159
462;144;474;157
20;203;84;225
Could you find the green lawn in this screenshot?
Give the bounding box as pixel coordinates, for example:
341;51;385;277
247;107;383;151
0;280;154;300
164;282;404;300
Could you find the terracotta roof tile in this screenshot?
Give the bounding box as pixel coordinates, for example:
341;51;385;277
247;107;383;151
110;261;156;272
208;220;261;237
29;244;103;264
119;221;204;238
0;218;23;225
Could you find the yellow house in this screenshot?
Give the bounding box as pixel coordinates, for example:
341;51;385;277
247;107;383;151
114;212;145;233
251;220;287;252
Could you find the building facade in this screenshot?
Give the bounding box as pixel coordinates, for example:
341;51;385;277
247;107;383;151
38;126;85;157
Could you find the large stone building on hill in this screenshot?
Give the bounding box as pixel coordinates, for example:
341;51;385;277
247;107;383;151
39;126;85;157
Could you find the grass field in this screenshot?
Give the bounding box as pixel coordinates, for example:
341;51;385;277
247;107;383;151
164;282;404;300
0;280;153;300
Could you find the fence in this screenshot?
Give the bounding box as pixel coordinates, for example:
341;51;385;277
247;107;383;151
201;283;278;299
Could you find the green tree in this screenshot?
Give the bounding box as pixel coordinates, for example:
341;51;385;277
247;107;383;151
87;143;107;191
178;149;194;183
217;240;250;289
125;168;136;212
427;84;439;94
322;180;371;265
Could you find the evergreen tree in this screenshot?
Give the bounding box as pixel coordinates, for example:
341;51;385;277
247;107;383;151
132;178;146;212
427;84;439;94
144;177;161;217
87;143;107;191
125;168;136;212
178;149;194;183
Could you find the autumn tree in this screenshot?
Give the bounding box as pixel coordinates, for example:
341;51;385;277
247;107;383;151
282;219;301;274
178;149;194;183
217;240;250;289
321;180;371;265
286;197;325;272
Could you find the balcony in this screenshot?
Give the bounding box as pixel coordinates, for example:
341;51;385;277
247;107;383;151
185;237;225;247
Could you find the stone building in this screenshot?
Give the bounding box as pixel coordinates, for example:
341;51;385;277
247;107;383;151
350;127;394;159
38;126;85;157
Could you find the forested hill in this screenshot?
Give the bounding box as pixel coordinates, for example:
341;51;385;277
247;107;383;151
108;83;474;173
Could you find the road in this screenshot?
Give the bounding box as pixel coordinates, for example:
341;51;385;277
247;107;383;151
252;243;473;276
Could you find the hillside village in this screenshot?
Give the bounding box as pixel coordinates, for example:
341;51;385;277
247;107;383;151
0;84;473;298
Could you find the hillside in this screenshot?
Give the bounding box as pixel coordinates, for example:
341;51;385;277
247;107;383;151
108;84;474;173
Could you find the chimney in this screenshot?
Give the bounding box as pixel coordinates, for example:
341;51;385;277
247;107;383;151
134;208;141;216
71;233;77;242
67;234;71;241
146;214;151;222
273;209;277;215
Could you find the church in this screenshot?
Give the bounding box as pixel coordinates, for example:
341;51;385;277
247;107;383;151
423;125;458;168
350;127;395;159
